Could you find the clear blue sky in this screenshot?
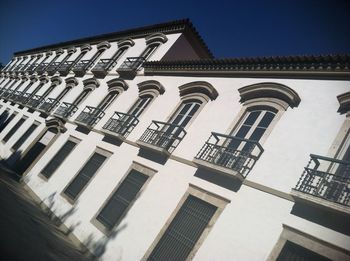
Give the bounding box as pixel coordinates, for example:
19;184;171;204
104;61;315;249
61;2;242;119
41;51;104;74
0;0;349;64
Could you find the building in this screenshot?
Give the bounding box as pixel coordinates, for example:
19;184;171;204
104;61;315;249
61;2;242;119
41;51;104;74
0;19;349;260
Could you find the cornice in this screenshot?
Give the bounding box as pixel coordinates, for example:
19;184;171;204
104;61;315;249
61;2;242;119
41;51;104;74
144;54;350;80
13;19;213;59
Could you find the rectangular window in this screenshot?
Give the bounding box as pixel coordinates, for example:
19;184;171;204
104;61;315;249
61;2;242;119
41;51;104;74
148;195;217;260
63;150;109;202
0;113;17;132
3;117;26;142
12;122;39;151
95;169;148;231
40;138;79;179
277;241;331;261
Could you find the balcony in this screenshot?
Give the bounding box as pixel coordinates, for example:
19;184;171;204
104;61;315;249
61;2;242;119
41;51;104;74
136;121;186;155
13;64;24;72
35;63;49;74
57;61;74;76
53;102;78;119
26;63;39;74
116;57;145;79
27;95;44;109
46;62;61;76
1;89;13;100
38;98;60;114
292;154;350;214
75;106;105;127
92;59;117;78
73;60;93;77
102;111;139;140
17;92;31;105
8;90;22;102
193;133;264;180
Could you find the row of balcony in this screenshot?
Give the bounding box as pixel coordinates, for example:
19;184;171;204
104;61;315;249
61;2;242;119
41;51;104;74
1;89;349;212
1;57;146;79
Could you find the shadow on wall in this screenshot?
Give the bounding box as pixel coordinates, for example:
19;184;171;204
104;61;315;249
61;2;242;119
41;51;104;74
194;168;243;192
291;203;350;236
83;224;127;261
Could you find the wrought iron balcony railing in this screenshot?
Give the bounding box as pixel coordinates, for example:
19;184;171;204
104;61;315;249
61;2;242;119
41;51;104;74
294;154;350;207
57;61;74;76
17;92;31;105
46;62;61;76
194;133;264;178
1;89;13;99
75;106;105;127
27;95;44;109
26;63;39;73
13;64;24;72
137;121;187;154
8;90;22;102
73;60;93;76
53;102;78;119
92;59;117;78
116;57;145;79
38;98;60;114
102;111;139;138
35;63;49;74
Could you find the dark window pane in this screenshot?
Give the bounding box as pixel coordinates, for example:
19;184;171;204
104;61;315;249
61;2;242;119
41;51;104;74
96;169;148;231
64;152;107;200
148;195;217;261
41;140;77;178
3;117;25;142
12;123;38;150
277;241;331;261
248;127;265;142
258;111;275;128
243;111;261;126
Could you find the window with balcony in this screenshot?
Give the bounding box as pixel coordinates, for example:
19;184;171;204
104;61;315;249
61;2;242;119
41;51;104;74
92;39;134;78
73;41;110;77
75;78;127;128
102;80;164;139
194;82;301;180
37;49;63;74
138;81;218;155
54;78;98;119
117;33;167;79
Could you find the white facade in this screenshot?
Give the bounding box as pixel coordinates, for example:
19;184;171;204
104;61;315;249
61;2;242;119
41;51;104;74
0;20;349;260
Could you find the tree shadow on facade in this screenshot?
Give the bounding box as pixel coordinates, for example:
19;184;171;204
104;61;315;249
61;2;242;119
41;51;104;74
194;168;242;192
83;224;127;260
137;148;168;165
291;203;350;236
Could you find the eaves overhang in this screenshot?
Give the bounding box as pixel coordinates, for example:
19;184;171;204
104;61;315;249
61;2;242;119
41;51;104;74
144;54;350;80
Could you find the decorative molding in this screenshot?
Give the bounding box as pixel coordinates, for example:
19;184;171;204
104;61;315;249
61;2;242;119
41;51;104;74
117;38;135;49
337;91;350;114
106;78;128;93
50;76;62;86
45;51;53;56
179;81;218;101
14;19;213;59
79;44;92;53
45;117;67;133
65;77;79;88
144;55;350;80
29;75;39;83
96;41;111;51
83;77;100;90
137;80;165;96
145;33;168;45
238;82;301;108
39;75;49;84
55;48;64;55
21;75;30;81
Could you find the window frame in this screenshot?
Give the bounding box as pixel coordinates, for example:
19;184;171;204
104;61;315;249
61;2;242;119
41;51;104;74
142;184;229;261
91;161;156;235
38;136;81;181
61;147;112;204
11;120;40;152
